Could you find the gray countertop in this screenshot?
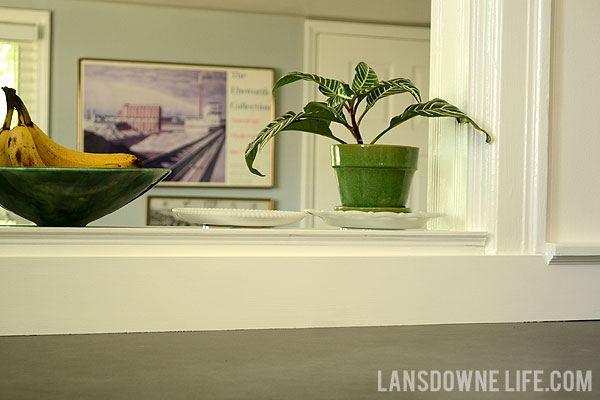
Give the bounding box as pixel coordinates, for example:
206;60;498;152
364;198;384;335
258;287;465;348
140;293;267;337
1;321;598;399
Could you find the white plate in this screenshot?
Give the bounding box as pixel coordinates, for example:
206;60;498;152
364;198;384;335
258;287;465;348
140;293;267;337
172;208;307;227
305;209;443;230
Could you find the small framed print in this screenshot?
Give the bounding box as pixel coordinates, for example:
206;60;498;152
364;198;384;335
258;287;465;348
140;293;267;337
78;58;274;187
147;196;274;226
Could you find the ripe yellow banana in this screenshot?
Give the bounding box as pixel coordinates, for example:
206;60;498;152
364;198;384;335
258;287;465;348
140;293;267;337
1;87;45;167
0;87;38;167
4;125;46;167
0;99;14;167
28;123;141;168
8;88;141;168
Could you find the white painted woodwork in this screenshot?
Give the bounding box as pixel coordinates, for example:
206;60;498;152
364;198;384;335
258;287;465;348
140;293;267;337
0;226;487;257
3;227;600;336
427;0;471;233
429;0;551;255
547;0;600;244
302;21;430;228
546;243;600;265
0;22;38;41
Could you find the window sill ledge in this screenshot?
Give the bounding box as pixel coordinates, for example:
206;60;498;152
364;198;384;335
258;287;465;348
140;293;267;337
546;243;600;265
0;225;488;257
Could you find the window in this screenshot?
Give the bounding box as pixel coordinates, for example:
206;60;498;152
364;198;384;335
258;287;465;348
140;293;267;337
0;42;16;122
0;42;17;88
0;8;50;131
0;40;38;125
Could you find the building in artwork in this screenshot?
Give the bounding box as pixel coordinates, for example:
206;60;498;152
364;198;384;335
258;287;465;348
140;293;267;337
120;104;162;133
184;102;222;135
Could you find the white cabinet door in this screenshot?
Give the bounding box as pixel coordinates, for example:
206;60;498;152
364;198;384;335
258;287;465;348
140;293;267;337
303;21;430;227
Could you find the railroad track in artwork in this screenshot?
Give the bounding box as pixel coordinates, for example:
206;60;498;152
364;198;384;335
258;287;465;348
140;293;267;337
142;128;225;182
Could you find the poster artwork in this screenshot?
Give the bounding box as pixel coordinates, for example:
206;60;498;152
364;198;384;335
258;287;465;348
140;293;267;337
79;59;274;187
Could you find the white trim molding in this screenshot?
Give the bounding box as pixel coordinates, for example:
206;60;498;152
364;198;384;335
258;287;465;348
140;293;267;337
428;0;551;255
546;243;600;265
5;226;600;337
0;22;38;41
4;243;600;336
0;226;488;257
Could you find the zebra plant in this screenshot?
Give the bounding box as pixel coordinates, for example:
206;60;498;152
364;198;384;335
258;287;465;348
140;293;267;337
246;61;491;176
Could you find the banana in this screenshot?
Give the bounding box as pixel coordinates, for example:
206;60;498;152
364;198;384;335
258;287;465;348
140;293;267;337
0;131;9;166
1;87;46;167
27;123;141;168
4;125;46;167
0;88;16;166
8;88;141;168
0;129;11;167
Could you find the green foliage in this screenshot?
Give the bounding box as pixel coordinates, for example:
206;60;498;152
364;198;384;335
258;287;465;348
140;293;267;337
246;62;491;176
352;62;379;93
372;98;492;144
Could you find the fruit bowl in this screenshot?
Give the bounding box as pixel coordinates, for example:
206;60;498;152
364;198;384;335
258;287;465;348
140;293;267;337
0;167;170;227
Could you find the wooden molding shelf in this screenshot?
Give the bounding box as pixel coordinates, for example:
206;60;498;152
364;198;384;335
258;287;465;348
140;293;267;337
3;227;600;337
546;243;600;265
0;225;487;258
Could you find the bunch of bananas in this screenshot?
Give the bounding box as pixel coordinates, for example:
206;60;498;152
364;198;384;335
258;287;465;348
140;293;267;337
0;87;141;168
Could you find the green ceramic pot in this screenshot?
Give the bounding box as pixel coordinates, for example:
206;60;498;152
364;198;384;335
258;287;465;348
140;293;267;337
331;144;419;211
0;167;170;227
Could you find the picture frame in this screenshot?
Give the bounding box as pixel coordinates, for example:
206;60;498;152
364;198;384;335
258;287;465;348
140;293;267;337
146;196;274;226
78;58;275;187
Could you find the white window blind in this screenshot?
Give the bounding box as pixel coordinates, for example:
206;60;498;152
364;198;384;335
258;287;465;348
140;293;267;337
0;40;38;125
0;8;50;132
0;21;37;41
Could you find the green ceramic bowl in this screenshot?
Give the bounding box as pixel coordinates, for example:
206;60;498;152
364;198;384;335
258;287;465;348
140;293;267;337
0;167;170;227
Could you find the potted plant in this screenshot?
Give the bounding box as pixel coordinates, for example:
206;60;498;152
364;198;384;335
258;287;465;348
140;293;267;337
245;62;491;212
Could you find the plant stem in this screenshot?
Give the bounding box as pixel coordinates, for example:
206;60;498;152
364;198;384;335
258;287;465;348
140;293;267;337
346;101;363;144
370;126;392;144
337;113;355;135
357;109;368;126
350;112;363;144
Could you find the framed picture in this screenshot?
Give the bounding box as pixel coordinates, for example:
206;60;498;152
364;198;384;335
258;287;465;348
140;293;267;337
78;58;275;187
147;196;274;226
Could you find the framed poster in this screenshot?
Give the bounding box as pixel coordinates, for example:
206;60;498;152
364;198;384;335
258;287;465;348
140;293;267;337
78;58;274;187
147;196;274;226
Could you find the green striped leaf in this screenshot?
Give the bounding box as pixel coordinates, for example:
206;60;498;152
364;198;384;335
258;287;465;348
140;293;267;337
363;78;421;114
273;72;351;98
245;110;344;176
273;72;353;110
304;101;348;125
372;98;491;144
352;62;379;93
283;118;333;137
326;95;347;110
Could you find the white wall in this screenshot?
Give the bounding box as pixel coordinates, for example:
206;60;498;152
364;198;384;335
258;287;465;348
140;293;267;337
548;0;600;243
